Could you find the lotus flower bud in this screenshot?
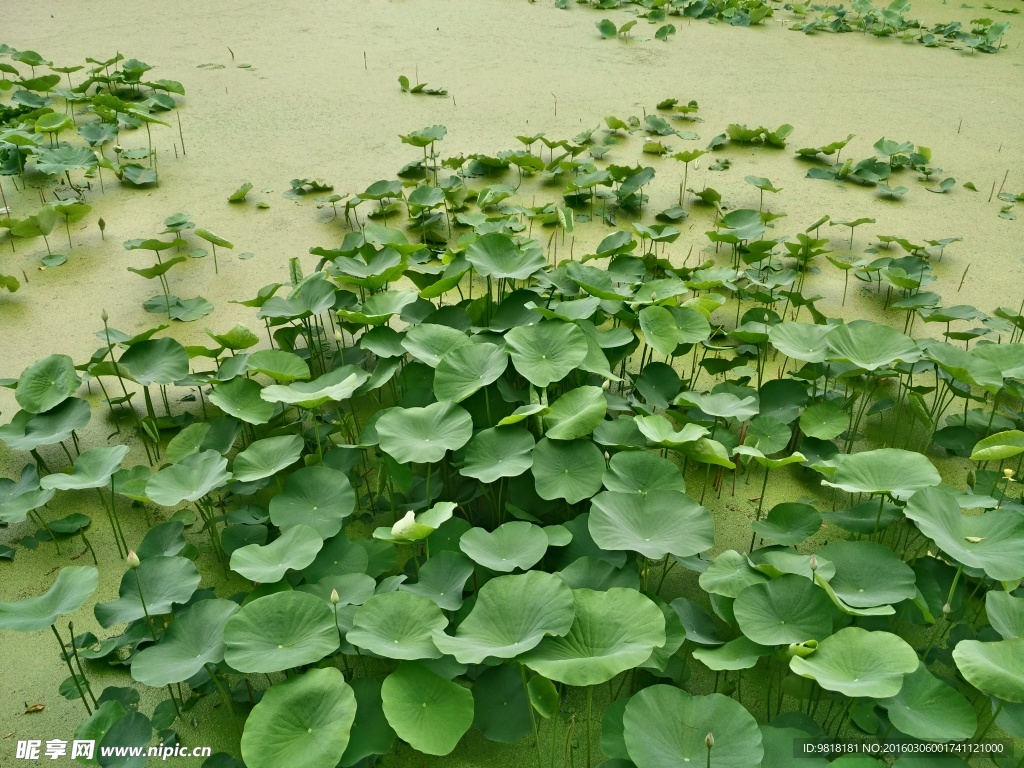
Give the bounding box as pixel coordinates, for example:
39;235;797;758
809;555;818;571
126;550;140;569
602;379;611;391
113;145;123;154
334;329;343;343
942;602;951;615
705;732;714;749
330;588;340;605
101;309;109;323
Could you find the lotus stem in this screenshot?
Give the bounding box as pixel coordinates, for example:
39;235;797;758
978;699;1005;739
51;624;91;715
521;666;544;768
67;621;97;707
205;663;242;738
585;685;593;768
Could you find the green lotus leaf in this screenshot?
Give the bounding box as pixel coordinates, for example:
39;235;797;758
0;397;92;452
40;445;129;491
347;591;448;660
466;232;547;280
675;391;759;421
432;571;574;663
986;591;1024;640
336;289;418;325
543;386;607;440
131;599;239;687
35;144;97;176
230;524;324;583
460;427;535;483
94;556;200;627
505;322;588;388
733;574;832;646
952;638;1024;703
261;366;370;409
209;378;274;425
381;662;474;756
15;354;81;414
270;466;355;539
532;438;605;503
634;415;708;447
750;502;821;546
119;338;190;386
398;550;474;611
241;668;356;768
768;321;831;363
816;541;916;608
904;487;1024;581
135;520;186;560
521;588;666;686
603;451;686;495
146;450;230;506
700;550;770;598
821;448;940;500
878;663;976;742
233;435;304;482
789;627;918;698
799;401;850;441
692;636;771;671
401;324;471;368
973;343;1024;379
374;501;456;544
970;430;1024;462
340;678;396;766
589;490;714;560
376;401;473;464
825;320;920;371
623;686;763;768
224;591;340;673
459;521;548;572
471;663;533;744
246;349;311;383
0;566;98;632
639;305;681;358
433;342;507;401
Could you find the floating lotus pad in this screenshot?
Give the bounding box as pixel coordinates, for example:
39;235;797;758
0;398;91;452
821;448;940;500
269;466;355;539
261;366;370;409
432;571;574;663
460;427;535;483
232;435;304;483
877;663;977;742
505;321;589;388
376;401;473;464
0;566;98;632
543;386;608;440
432;342;508;402
230;524;323;583
94;556;200;627
208;377;275;424
733;574;833;646
146;450;231;506
347;592;448;660
15;354;81;414
380;662;474;756
531;438;605;503
224;590;340;673
131;599;239;687
40;445;129;490
589;490;714;560
459;521;548;572
789;627;918;698
240;668;356;768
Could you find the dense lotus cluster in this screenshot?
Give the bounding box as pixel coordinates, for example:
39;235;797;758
2;39;1024;768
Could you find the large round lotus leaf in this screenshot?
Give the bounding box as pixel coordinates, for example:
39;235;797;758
543;386;607;440
634;415;708;447
460;426;535;483
459;521;548;572
269;466;355;539
970;429;1024;462
466;232;547;280
241;667;356;768
878;663;976;742
816;541;916;608
15;354;81;413
0;398;91;452
208;377;274;425
432;342;507;401
471;663;532;744
232;435;304;482
952;639;1024;703
639;305;681;358
119;338;190;385
556;556;640;592
401;324;471;368
347;592;448;660
302;532;370;583
799;401;850;441
825;321;921;371
521;588;666;686
224;591;340;673
505;322;589;388
0;566;98;632
692;637;771;671
700;550;771;598
432;571;574;663
381;661;474;756
146;450;230;506
336;289;418;326
376;401;473;464
675;391;759;421
905;487;1024;581
230;524;323;583
589;490;713;560
986;591;1024;640
531;438;605;503
603;451;685;495
399;550;475;611
623;686;763;768
751;502;821;546
97;711;153;768
789;628;918;698
40;445;129;491
821;448;940;500
261;366;370;409
131;599;239;687
0;484;54;525
340;678;396;766
768;322;831;363
94;556;200;627
246;349;310;383
733;574;832;646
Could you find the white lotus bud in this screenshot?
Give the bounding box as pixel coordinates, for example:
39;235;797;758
392;510;417;539
126;550;140;569
330;588;340;605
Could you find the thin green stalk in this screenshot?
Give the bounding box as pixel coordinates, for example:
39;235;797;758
51;624;91;715
521;665;544;768
67;621;97;708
